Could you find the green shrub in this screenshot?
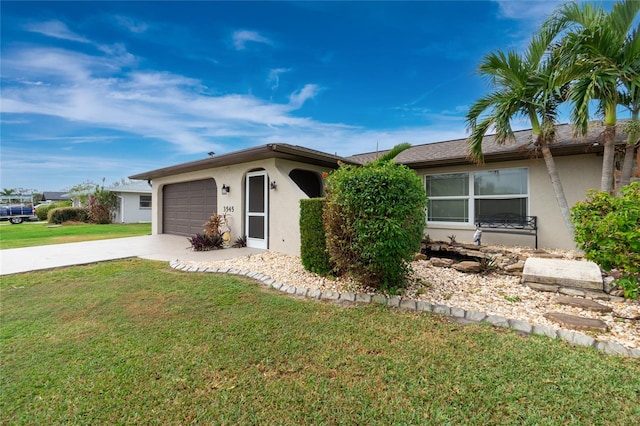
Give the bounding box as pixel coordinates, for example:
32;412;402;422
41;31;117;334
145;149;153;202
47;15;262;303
300;198;332;275
48;207;89;224
324;160;427;291
571;182;640;298
87;185;118;224
36;202;71;221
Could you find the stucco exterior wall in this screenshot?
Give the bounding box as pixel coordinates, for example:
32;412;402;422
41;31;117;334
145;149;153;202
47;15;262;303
149;158;331;256
114;192;152;223
417;153;602;250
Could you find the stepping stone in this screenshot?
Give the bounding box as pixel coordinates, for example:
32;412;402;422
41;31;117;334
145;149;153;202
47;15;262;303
555;296;613;313
544;312;609;332
523;258;602;290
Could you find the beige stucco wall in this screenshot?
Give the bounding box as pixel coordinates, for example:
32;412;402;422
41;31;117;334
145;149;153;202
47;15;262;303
149;158;331;256
418;153;602;250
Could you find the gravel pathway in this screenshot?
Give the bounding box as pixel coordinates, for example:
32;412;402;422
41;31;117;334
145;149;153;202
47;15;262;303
184;251;639;352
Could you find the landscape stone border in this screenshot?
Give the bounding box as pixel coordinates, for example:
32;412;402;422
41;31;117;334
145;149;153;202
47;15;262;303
170;261;639;359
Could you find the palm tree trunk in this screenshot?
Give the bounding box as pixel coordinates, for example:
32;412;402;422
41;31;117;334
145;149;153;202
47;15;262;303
539;139;575;238
601;103;617;194
619;110;639;190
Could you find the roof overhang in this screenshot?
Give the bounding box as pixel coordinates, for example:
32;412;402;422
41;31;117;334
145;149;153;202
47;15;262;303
129;144;355;181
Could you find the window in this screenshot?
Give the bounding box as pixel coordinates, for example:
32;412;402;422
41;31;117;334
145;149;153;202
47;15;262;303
425;168;528;224
425;173;469;222
139;195;151;209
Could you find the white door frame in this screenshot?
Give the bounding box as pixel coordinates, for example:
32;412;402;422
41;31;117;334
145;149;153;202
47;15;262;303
245;171;268;249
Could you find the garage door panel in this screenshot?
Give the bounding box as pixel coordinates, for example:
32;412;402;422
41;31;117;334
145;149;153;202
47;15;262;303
163;179;217;236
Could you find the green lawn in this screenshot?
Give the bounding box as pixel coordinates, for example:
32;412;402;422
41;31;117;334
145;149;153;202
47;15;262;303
1;259;639;425
0;222;151;249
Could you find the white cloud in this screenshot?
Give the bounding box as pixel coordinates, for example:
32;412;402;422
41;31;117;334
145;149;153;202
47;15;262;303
493;0;563;22
113;15;149;33
288;84;320;109
232;30;273;50
23;20;90;43
268;68;291;90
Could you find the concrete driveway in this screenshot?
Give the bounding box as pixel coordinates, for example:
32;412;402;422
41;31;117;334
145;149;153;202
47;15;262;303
0;235;264;276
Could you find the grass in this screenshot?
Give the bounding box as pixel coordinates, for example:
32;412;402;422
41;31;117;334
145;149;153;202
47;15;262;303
2;259;639;424
0;222;151;249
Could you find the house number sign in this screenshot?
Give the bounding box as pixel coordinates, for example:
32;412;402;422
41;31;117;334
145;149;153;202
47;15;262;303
223;206;235;213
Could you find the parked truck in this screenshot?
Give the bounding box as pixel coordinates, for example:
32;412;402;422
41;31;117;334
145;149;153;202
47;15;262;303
0;195;38;224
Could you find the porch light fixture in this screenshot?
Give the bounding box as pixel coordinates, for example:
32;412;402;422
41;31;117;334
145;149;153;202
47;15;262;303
221;184;230;195
270;181;277;190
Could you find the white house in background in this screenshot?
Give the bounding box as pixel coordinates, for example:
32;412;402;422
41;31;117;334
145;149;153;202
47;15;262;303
109;181;152;223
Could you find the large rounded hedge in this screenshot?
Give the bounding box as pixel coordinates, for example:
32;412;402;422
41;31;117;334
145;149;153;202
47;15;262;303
323;160;427;291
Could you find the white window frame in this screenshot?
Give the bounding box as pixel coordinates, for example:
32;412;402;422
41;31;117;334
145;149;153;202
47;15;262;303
139;195;152;209
425;168;529;226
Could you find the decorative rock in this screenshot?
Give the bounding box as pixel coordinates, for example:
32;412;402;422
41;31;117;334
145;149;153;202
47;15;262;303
485;315;509;328
597;341;629;357
522;258;603;290
584;290;611;301
509;319;533;334
571;332;596;348
465;310;487;322
451;307;466;318
295;287;308;297
286;286;297;295
527;282;560;293
416;301;434;312
557;329;576;345
307;289;322;299
544;312;609;332
630;348;640;359
555;296;613;313
371;294;388;305
270;281;283;290
452;261;481;273
340;292;356;302
503;261;525;273
558;287;586;297
532;325;557;339
356;293;372;304
430;258;454;267
387;296;401;308
414;253;427;261
322;291;340;301
433;304;451;316
400;299;417;310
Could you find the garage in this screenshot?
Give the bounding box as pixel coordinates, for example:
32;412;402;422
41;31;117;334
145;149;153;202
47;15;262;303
162;179;217;236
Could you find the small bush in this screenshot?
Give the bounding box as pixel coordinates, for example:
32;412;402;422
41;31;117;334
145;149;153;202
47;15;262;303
571;182;640;298
48;207;89;224
188;233;224;251
324;160;427;291
300;198;332;275
36;202;71;221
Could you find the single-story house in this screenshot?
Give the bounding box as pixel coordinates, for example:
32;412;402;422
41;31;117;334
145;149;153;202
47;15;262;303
109;181;152;223
130;122;632;255
41;191;71;202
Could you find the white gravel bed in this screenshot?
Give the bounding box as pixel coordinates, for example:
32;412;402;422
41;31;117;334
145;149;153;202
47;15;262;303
188;251;639;350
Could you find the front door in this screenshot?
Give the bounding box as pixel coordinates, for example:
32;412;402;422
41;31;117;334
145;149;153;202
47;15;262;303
245;171;268;249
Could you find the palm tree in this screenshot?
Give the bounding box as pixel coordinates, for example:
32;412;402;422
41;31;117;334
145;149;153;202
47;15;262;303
543;0;640;193
466;33;575;237
619;85;640;188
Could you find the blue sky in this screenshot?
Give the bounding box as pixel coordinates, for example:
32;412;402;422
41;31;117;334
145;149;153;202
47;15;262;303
1;0;590;191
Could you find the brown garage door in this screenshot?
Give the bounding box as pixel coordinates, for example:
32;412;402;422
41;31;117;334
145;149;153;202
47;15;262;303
163;179;217;236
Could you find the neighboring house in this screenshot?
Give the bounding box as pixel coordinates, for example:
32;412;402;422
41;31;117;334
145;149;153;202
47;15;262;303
130;122;631;254
109;181;153;223
41;192;71;203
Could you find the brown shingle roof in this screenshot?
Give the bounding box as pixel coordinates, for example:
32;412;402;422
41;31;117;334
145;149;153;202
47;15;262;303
348;122;627;168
